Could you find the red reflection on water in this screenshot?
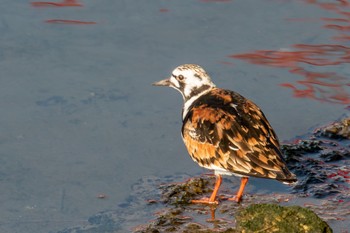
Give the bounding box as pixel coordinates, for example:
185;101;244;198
304;0;350;38
31;0;96;25
305;0;349;10
293;44;350;65
325;24;350;31
45;19;96;24
334;35;350;41
231;44;350;68
281;68;350;104
280;83;315;99
230;43;350;104
31;0;82;7
322;17;349;23
284;1;350;103
232;50;302;68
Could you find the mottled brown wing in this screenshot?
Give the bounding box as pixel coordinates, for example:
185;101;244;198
181;88;296;182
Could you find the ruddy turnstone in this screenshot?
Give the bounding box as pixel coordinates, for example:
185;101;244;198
153;64;297;204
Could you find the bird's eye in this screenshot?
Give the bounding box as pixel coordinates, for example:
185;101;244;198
177;75;184;81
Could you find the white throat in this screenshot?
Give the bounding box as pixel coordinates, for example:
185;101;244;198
182;88;212;120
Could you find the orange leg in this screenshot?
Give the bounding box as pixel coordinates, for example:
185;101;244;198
229;177;249;202
191;175;222;205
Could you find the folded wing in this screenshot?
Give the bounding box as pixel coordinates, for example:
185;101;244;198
181;88;296;182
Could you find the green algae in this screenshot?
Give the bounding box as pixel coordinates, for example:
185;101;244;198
236;204;332;233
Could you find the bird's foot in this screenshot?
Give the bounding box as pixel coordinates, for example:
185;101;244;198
191;198;218;205
227;195;243;203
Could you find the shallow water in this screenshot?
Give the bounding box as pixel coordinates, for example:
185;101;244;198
0;0;349;232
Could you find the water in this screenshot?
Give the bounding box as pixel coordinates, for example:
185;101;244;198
0;0;349;232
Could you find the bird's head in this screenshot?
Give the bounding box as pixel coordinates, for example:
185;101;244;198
153;64;216;101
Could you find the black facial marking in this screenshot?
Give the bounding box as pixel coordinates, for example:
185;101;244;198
185;84;211;100
178;81;185;92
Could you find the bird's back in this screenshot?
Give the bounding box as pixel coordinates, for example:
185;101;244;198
181;88;297;183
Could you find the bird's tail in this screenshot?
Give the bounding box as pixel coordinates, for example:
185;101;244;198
276;166;297;184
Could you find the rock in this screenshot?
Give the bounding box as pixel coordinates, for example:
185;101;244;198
236;204;332;233
316;117;350;139
159;176;212;205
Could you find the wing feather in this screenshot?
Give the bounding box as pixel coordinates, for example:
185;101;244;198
181;88;296;182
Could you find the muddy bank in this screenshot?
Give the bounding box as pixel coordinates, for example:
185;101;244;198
57;118;350;233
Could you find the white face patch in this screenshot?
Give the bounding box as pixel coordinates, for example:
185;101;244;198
171;65;215;99
169;64;217;119
169;76;180;88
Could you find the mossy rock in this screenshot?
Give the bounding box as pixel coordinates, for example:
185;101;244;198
160;176;212;205
236;204;332;233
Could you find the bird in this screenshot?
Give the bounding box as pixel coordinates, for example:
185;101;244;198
153;64;297;204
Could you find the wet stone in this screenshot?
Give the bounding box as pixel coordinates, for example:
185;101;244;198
315;117;350;139
282;118;350;199
320;150;350;162
159;177;212;205
281;140;323;157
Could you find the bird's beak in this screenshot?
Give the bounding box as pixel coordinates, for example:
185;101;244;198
152;78;171;87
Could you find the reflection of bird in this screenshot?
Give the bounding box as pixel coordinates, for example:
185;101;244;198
153;64;297;204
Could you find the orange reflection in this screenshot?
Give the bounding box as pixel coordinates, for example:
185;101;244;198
31;0;82;7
